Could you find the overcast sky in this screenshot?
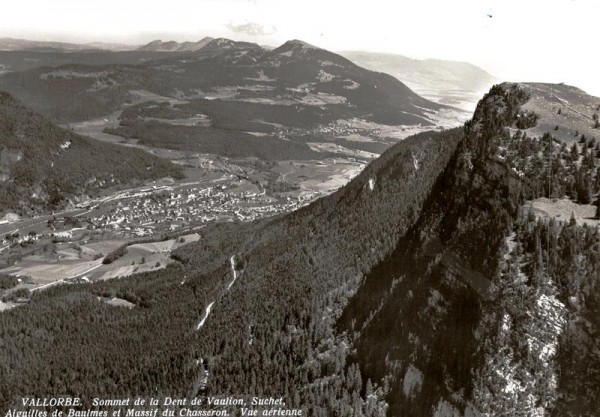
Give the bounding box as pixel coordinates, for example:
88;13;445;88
2;0;599;96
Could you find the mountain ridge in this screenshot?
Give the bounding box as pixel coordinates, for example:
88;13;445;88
137;37;214;52
0;36;465;169
0;37;136;52
1;78;599;415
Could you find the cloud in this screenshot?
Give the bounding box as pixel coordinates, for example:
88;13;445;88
226;22;276;36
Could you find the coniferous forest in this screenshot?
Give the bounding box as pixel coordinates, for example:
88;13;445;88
1;83;600;416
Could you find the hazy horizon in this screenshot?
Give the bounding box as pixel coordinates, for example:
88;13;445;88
2;0;599;96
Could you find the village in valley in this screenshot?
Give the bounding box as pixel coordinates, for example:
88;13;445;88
0;168;333;305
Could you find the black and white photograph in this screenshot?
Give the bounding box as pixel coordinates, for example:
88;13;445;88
0;1;599;416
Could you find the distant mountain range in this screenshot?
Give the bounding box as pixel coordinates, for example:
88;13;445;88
0;37;135;52
341;51;497;111
137;37;214;52
0;37;501;114
0;38;446;124
0;36;493;115
0;38;459;164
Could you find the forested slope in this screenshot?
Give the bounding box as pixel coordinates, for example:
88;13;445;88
0;92;182;214
0;121;462;412
1;83;600;416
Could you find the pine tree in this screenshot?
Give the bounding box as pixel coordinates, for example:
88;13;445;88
569;212;577;227
575;169;593;204
570;142;579;164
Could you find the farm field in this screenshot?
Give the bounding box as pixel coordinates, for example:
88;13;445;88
274;159;364;194
0;233;200;294
526;197;600;227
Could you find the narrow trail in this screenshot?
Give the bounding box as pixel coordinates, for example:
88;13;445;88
550;93;593;120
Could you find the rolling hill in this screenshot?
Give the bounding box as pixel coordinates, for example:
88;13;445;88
519;82;600;143
341;51;497;111
0;37;491;116
0;38;448;126
0;38;460;163
0;92;182;216
2;82;599;415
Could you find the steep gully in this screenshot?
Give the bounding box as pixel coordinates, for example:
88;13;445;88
196;255;237;330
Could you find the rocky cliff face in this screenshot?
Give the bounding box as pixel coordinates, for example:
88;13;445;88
338;83;600;416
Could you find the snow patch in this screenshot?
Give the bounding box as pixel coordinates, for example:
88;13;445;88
196;302;215;330
403;365;423;398
227;255;238;290
60;140;72;150
501;313;511;332
368;178;375;191
413;154;420;171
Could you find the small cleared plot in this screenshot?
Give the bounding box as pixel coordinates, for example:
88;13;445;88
129;90;189;105
299;92;347;106
526;197;600;227
521;83;600;144
88;233;200;281
275;160;364;194
339;134;376;143
205;86;239;100
307;142;379;160
129;240;175;255
56;248;82;260
82;239;128;255
142;115;210;127
106;297;136;308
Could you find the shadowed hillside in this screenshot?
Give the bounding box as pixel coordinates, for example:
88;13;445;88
0;92;182;215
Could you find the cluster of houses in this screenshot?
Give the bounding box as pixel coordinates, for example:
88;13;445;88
0;183;322;257
83;184;319;237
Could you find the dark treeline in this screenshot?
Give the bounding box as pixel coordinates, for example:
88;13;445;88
105;119;328;161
